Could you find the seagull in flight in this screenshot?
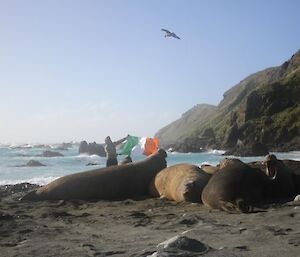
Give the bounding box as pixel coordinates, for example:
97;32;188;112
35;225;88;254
161;28;181;40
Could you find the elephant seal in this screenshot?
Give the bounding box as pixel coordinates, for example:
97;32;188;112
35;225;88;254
149;164;211;203
202;155;296;213
200;164;219;174
263;154;295;199
201;158;275;213
21;149;167;201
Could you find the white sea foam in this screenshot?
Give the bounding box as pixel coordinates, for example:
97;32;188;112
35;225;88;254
0;176;59;186
169;151;181;154
199;161;217;166
75;154;102;162
207;149;226;155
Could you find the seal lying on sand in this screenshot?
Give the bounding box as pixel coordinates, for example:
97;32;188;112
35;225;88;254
249;157;300;194
21;149;167;201
263;154;295;198
149;164;211;203
200;158;243;174
201;155;295;213
200;164;219;175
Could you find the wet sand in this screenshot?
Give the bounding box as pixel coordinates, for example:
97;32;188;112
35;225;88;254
0;183;299;257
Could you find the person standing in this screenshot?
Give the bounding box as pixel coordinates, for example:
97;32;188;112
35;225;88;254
104;136;127;167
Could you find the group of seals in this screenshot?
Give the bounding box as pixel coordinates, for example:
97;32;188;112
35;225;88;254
202;154;297;213
22;149;167;201
149;154;299;213
22;149;299;214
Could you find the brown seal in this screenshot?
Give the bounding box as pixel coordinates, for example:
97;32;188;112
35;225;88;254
263;154;295;198
201;155;296;213
21;149;167;201
149;163;211;203
200;164;219;174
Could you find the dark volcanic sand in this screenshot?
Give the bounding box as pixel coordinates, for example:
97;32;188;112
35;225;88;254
0;184;299;257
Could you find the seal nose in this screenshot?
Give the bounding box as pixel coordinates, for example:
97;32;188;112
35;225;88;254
158;148;167;158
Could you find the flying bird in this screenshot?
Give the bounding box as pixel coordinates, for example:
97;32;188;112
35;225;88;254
161;28;181;40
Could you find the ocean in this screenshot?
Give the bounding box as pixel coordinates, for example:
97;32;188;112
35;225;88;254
1;143;300;186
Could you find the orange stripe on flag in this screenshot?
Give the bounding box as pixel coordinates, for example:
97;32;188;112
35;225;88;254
143;137;159;156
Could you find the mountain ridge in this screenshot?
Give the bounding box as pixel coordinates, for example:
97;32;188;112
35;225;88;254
155;49;300;153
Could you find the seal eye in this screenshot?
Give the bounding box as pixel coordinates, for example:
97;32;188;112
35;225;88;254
266;161;277;179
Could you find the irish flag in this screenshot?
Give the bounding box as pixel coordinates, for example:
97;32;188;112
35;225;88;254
117;135;159;156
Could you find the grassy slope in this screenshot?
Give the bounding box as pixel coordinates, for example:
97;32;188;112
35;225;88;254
156;50;300;150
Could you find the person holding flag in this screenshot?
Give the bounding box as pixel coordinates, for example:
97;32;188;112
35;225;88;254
104;135;128;167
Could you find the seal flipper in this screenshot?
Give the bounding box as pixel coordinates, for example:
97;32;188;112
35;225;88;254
20;189;40;201
219;199;252;213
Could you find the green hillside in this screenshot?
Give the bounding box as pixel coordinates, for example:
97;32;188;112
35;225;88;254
155;50;300;152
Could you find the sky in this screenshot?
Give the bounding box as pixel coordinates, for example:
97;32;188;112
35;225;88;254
1;0;300;144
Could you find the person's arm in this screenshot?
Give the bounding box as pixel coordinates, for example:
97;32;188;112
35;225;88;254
113;135;129;146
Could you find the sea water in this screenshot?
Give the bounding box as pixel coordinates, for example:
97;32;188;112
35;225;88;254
0;143;300;186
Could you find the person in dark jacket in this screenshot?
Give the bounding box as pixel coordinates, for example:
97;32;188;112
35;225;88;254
104;136;127;167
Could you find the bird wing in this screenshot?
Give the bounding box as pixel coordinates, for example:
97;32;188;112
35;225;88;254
172;33;181;39
161;28;171;33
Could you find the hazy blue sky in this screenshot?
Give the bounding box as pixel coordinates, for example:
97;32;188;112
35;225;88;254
1;0;300;143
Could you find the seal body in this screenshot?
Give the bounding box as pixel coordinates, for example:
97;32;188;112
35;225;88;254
201;156;296;213
149;164;211;203
263;154;295;199
22;149;167;201
200;164;219;174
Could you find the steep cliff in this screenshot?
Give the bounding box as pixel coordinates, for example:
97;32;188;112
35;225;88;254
155;50;300;152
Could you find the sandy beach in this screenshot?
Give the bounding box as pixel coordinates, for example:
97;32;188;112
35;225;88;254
1;183;299;257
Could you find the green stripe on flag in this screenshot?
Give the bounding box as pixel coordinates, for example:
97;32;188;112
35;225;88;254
118;135;139;155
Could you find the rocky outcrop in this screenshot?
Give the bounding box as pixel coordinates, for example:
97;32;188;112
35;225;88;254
155;49;300;153
25;160;46;167
40;151;64;157
17;160;46;167
78;141;105;157
224;142;269;157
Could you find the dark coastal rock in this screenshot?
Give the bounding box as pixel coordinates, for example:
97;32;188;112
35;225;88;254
79;141;89;153
224;142;269;157
17;160;46;167
60;142;73;148
224;123;239;148
86;163;100;166
33;144;50;148
78;141;105;157
27;160;46;167
52;143;72;151
88;142;105;156
40;150;64;157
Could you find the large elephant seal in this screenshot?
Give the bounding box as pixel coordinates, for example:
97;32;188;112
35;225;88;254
200;164;219;174
201;155;297;213
263;154;295;199
21;149;167;201
149;164;211;203
249;157;300;194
